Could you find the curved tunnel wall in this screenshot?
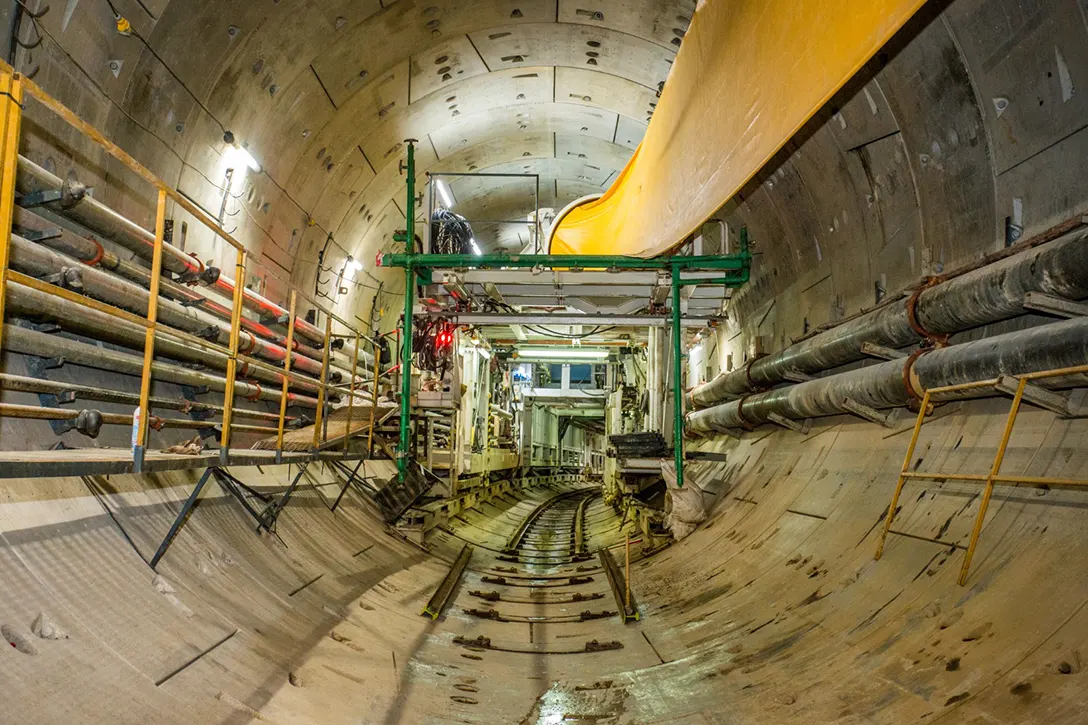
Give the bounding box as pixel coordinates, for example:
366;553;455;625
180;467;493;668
1;1;1087;723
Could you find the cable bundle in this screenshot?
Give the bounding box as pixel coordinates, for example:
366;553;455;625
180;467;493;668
412;317;455;376
430;209;475;255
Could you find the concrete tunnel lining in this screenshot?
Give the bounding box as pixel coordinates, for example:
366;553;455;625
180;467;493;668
0;0;1087;723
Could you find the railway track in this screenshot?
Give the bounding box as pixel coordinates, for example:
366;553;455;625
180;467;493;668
420;484;638;650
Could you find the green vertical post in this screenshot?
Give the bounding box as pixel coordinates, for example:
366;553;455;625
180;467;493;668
671;263;685;489
398;140;417;482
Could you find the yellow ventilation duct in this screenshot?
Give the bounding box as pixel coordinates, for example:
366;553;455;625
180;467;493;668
548;0;928;258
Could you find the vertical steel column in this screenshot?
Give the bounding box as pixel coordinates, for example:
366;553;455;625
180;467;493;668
344;333;360;454
0;71;23;356
398;140;417;482
534;174;541;253
134;189;168;472
958;378;1026;585
219;247;247;464
311;316;332;451
274;290;297;464
671;264;685;489
367;340;381;457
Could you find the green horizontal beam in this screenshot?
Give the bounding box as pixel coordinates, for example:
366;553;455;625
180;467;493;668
377;252;751;277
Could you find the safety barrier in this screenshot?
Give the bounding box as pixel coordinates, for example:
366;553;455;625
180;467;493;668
875;364;1088;584
0;62;381;469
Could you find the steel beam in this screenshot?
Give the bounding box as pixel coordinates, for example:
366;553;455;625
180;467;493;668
150;467;213;569
429;313;717;328
379;252;751;274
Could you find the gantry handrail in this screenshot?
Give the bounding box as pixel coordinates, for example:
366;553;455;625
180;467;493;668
0;63;381;467
875;363;1088;585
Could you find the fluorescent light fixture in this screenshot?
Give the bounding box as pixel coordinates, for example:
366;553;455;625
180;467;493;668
477;346;491;359
517;348;609;359
436;179;454;208
238;145;262;173
348;255;363;271
470;237;482;255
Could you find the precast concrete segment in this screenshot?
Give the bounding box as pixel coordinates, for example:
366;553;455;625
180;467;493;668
689;225;1088;408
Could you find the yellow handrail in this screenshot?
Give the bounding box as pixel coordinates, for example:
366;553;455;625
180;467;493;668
875;363;1088;585
0;63;388;464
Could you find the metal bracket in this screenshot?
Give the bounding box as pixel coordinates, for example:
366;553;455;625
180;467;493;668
767;412;812;435
15;227;62;243
782;370;814;383
995;375;1086;418
253;463;310;534
860;342;908;360
17;189;63;208
842;397;898;428
1022;292;1088;319
24;355;73;435
150;468;214;569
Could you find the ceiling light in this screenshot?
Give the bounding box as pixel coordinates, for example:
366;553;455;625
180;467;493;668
222;130;262;173
477;346;491;359
238;145;262;173
436;179;454;208
470;237;482;255
517;348;609;359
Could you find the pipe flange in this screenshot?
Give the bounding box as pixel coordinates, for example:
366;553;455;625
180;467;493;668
743;355;769;393
149;416;165;431
86;237;106;267
905;277;949;348
901;348;930;412
734;395;758;431
245;381;262;402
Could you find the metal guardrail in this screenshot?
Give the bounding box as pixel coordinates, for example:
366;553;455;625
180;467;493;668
875;363;1088;585
0;62;383;467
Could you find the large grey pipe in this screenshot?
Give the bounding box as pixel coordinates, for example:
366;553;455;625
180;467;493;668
687;316;1088;434
9;212;374;379
689;227;1088;408
16;156;328;346
5;234;372;384
2;324;322;409
4;280;333;398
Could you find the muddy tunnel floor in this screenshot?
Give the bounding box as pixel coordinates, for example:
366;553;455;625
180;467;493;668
3;397;1085;724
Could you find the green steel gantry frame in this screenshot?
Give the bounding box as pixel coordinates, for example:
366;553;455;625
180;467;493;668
384;141;753;488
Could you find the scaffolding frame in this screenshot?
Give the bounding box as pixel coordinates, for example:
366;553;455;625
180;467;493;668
0;62;383;469
385;140;754;489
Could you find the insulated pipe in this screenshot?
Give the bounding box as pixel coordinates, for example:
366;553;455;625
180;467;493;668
0;402;277;436
4;280;330;397
688;227;1088;408
16;156;212;281
6;234;347;381
10;210;374;380
686;316;1088;434
15;156;327;346
0;372;295;424
2;323;322;409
